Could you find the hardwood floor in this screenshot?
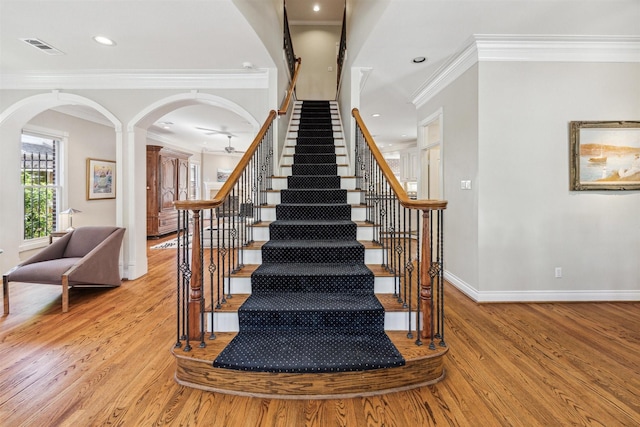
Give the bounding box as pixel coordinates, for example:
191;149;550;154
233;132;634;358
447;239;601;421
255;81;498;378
1;238;639;426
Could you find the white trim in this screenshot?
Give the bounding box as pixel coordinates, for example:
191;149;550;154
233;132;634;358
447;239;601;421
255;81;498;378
412;35;640;108
0;69;270;90
445;271;480;301
445;271;640;302
475;34;640;63
474;290;640;303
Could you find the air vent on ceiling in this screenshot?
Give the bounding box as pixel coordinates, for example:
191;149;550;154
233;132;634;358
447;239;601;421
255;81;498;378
20;38;65;55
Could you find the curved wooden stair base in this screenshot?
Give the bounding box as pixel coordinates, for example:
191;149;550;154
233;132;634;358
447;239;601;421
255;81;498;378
173;331;447;399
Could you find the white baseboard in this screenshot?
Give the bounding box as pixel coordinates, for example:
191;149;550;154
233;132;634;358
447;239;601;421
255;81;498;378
444;271;640;302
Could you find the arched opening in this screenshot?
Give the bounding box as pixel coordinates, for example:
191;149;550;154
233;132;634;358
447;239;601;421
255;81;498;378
125;93;260;279
0;92;121;275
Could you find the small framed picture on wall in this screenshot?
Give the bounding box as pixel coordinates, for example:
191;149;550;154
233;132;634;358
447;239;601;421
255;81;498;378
87;158;116;200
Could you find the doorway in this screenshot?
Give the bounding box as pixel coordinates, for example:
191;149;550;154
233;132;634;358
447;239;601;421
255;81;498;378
418;109;443;200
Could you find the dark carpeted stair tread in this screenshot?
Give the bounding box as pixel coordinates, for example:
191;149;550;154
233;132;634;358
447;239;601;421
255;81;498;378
269;220;356;240
270;219;355;226
251;262;374;294
295;137;335;145
213;331;405;373
275;203;351;221
280;189;347;204
287;175;341;189
261;240;365;264
263;239;364;249
293;153;337;164
253;262;373;278
291;164;338;175
241;292;383;311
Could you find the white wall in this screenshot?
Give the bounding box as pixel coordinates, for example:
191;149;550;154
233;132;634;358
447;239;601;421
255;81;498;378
290;24;342;100
478;61;640;300
417;59;640;301
417;65;480;297
27;110;117;230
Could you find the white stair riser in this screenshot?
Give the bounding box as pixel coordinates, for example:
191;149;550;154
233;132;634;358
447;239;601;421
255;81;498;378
251;225;374;241
280;165;350;175
240;247;384;265
271;176;355;190
210;311;419;333
262;209;363;222
281;155;347;166
226;274;397;296
266;191;362;204
283;146;347;156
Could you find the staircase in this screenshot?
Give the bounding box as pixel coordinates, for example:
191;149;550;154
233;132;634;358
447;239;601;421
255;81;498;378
213;100;404;373
172;101;447;398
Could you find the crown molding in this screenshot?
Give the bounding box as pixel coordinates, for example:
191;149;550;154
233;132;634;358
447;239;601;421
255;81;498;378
412;35;640;108
0;69;271;90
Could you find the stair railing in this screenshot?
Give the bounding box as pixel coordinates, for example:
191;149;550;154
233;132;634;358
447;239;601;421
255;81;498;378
172;59;302;353
352;108;448;349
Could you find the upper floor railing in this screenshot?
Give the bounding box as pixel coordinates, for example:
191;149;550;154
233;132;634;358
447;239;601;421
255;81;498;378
283;5;297;80
353;108;448;348
337;6;347;90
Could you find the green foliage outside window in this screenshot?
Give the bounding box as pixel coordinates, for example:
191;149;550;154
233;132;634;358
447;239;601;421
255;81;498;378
22;171;55;239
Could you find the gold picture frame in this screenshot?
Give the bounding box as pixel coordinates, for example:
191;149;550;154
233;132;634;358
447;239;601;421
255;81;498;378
87;158;116;200
569;121;640;191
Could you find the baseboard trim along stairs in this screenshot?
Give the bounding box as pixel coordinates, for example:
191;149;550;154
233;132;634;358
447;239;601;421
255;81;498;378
173;100;447;398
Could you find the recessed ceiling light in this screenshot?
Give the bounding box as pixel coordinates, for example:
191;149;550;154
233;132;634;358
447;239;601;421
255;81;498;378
313;5;320;12
93;35;116;46
412;56;427;64
372;113;381;118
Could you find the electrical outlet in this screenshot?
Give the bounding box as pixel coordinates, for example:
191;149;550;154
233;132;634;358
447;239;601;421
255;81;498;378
555;267;562;278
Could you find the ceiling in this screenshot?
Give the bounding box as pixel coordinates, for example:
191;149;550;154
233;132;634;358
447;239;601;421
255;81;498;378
2;0;638;154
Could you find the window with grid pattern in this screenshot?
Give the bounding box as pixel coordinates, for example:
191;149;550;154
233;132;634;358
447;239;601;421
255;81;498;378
21;134;60;240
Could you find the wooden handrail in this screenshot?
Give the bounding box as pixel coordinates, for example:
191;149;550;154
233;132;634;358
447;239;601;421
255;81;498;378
352;108;448;211
278;58;302;116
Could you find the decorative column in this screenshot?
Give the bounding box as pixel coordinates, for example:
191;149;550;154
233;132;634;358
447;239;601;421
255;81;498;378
420;210;433;341
188;209;202;340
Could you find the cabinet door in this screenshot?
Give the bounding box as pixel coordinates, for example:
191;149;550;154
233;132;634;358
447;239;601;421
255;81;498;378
160;156;177;212
177;158;190;201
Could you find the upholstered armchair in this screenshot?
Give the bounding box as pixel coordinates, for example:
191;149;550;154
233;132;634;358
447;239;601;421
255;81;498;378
3;226;125;314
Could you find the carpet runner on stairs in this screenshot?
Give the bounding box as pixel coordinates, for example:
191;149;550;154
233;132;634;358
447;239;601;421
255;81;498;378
212;100;405;373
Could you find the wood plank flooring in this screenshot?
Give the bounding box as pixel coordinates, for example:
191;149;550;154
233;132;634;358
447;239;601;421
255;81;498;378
1;237;639;426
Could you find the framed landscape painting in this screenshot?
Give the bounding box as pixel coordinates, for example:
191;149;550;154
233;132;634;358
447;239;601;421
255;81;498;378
87;158;116;199
569;121;640;191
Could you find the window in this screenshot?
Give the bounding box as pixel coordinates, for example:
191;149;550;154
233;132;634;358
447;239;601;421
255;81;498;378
21;134;60;240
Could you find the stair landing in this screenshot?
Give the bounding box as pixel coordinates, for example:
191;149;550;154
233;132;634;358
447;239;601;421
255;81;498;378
173;331;447;399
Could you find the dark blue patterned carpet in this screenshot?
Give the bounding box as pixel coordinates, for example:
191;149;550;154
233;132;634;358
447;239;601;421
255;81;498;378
213;100;405;373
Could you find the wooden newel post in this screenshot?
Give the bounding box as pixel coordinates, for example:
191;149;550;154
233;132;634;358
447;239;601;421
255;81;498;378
188;209;202;340
420;210;433;340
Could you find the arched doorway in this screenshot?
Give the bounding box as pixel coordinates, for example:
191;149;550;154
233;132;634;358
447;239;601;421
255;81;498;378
0;92;122;274
125;93;260;279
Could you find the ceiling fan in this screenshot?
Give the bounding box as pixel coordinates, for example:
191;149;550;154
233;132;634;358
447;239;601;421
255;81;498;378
202;135;245;154
195;126;237;137
224;135;243;153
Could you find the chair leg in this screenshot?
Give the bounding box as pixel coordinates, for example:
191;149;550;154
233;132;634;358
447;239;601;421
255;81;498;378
62;275;69;313
2;276;9;315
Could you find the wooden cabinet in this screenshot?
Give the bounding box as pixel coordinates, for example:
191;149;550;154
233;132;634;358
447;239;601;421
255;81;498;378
147;145;191;237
